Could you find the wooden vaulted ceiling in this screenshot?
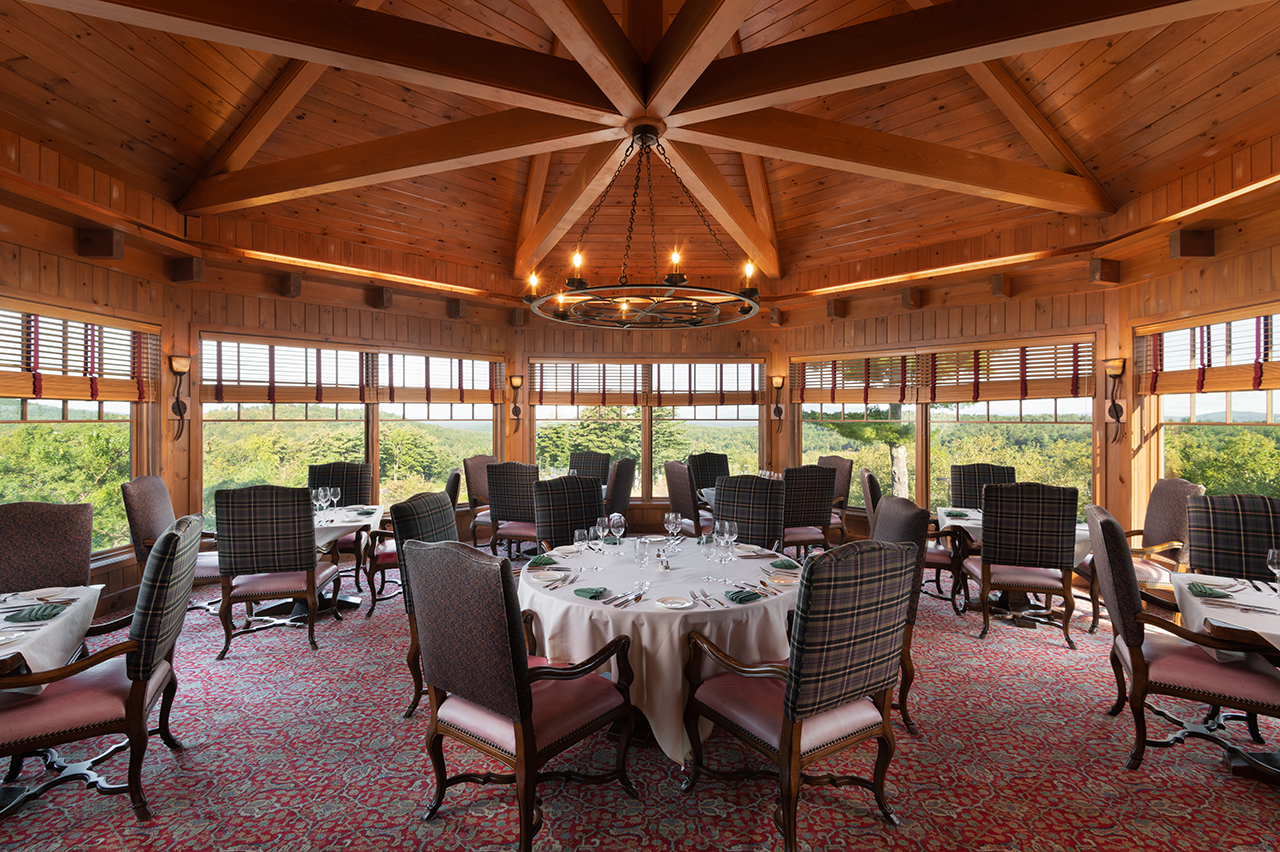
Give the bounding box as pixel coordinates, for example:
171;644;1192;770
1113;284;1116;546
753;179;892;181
3;0;1280;306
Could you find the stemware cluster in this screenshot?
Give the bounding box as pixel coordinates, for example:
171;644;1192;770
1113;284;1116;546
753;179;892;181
702;519;738;563
311;486;342;514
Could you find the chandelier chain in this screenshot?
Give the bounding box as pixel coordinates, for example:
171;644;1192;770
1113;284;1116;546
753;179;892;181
655;140;737;270
647;146;658;284
619;142;645;285
563;136;638;283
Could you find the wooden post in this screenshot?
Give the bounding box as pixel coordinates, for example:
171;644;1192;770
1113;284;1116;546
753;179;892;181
76;229;123;259
990;273;1012;298
1089;258;1121;285
1168;229;1214;258
170;257;204;283
826;299;846;319
371;287;393;309
280;272;302;298
447;299;468;319
901;287;921;309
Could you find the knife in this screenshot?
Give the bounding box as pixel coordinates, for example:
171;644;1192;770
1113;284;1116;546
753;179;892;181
600;591;629;605
617;593;644;609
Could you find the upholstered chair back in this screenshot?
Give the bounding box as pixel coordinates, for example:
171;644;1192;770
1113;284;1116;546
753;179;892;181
390;490;459;617
604;458;636;516
785;540;916;720
1187;493;1280;582
1085;505;1144;649
403;540;531;722
782;465;837;529
687;452;730;492
817;455;854;508
214;485;317;576
487;461;538;525
121;475;178;565
665;461;700;523
0;502;92;593
981;482;1078;572
859;468;882;536
127;513;202;681
443;469;462;510
568;451;611;488
713;475;784;550
463;454;498;505
535;475;605;550
307;462;372;506
950;463;1015;511
871;497;930;625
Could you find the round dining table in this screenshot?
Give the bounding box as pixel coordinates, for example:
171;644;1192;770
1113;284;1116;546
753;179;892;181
517;539;796;764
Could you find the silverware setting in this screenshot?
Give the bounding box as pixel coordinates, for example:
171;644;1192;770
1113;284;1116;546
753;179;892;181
1202;599;1280;615
614;593;642;608
690;589;712;608
546;574;577;591
700;587;729;609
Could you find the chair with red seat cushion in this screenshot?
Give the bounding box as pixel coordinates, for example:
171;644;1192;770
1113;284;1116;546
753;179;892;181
487;461;539;559
957;481;1079;649
713;475;784;551
534;475;604;552
665;461;711;537
780;464;836;559
463;454;497;546
681;539;917;850
213;485;340;659
122;476;219;608
870;496;931;735
859;467;883;538
817;455;853;544
0;513;202;819
0;502;92;593
405;540;637;850
1086;504;1280;778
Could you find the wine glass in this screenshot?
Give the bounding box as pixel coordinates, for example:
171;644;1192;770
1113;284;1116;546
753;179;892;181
596;516;610;546
609;513;627;542
713;519;730;563
632;537;650;569
311;488;324;514
725;520;739;557
1268;549;1280;597
329;486;342;509
573;528;588;555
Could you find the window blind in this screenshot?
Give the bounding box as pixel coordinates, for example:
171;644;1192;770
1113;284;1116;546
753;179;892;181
376;353;503;405
1136;312;1278;395
529;361;761;406
0;308;159;402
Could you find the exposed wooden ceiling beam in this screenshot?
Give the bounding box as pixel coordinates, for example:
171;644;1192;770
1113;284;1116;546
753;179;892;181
180;110;624;215
668;0;1268;126
201;0;384;178
22;0;623;125
514;138;633;280
667;109;1117;217
662;140;780;279
645;0;760;117
729;34;776;252
527;0;645;117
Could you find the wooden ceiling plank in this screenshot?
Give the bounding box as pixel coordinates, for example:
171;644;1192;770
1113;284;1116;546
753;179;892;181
645;0;761;117
514;137;632;280
662;140;780;279
20;0;623;125
202;0;385;178
526;0;645;117
667;109;1117;217
179;110;625;215
668;0;1271;126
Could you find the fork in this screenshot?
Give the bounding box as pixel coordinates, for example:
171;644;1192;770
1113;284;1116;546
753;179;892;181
691;589;712;608
700;587;729;609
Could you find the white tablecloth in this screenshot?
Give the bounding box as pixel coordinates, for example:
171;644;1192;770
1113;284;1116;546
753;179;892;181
1172;573;1280;658
314;505;383;550
0;585;101;694
518;540;795;764
938;507;1092;565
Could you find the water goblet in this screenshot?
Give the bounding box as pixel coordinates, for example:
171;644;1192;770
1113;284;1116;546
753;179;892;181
587;526;603;554
1268;549;1280;597
725;520;739;558
573;528;588;555
632;537;650;569
610;513;627;542
329;486;342;508
311;488;324;514
596;515;609;544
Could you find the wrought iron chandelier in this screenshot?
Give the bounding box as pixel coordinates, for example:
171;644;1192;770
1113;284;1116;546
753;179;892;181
525;125;760;330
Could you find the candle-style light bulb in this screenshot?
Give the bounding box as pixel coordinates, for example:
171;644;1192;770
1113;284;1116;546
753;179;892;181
671;250;680;269
528;272;538;291
744;261;755;279
557;292;565;304
572;251;583;269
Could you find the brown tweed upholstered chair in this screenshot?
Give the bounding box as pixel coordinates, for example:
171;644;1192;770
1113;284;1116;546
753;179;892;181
1075;477;1205;633
487;461;539;558
603;457;636;518
871;496;930;735
0;502;92;594
384;490;459;717
860;468;882;538
712;474;784;551
568;450;610;488
0;513;202;820
122;476;219;602
681;539;918;850
405;540;638;850
780;464;836;559
213;485;341;659
443;468;461;510
463;454;497;546
534;475;604;551
817;455;854;543
1086;504;1280;779
665;461;712;537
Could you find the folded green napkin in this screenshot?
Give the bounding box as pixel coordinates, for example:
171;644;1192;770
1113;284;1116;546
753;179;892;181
574;587;607;600
943;510;967;518
354;508;378;516
770;558;800;571
1188;581;1232;598
527;554;557;566
4;602;67;623
726;589;762;604
602;535;619;545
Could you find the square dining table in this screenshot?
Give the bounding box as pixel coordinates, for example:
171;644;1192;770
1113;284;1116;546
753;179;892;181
518;538;796;764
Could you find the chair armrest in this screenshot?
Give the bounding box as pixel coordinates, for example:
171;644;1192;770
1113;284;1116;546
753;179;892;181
85;614;133;636
1136;611;1270;652
685;631;788;687
521;609;538;657
0;639;137;688
1122;529;1143;539
528;635;632;691
1131;540;1182;557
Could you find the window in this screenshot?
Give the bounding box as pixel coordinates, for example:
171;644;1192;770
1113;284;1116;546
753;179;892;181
801;403;916;503
0;304;159;550
380;402;494;504
1140;308;1280;497
529;361;762;499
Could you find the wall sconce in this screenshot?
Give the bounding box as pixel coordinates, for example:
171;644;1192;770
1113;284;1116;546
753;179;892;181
770;375;785;433
170;355;191;442
509;374;524;431
1102;358;1125;444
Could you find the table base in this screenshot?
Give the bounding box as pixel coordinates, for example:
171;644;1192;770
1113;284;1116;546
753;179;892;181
0;740;132;817
1147;703;1280;785
1226;751;1280;783
253;592;363;621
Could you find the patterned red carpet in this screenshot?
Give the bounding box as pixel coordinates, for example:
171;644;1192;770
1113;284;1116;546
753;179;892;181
3;567;1279;851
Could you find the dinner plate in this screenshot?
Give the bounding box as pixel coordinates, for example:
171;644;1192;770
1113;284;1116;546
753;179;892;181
0;633;21;646
735;545;776;558
528;570;565;584
1189;576;1235;588
766;575;800;586
657;596;693;609
551;545;581;556
18;587;67;601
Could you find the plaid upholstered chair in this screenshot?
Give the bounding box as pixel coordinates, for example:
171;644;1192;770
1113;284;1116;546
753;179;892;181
0;502;92;593
122;476;220;608
1076;477;1204;633
687;451;730;493
308;462;374;583
0;513;202;819
568;450;610;488
817;455;854;543
860;468;883;537
534;475;604;551
665;461;712;537
780;464;836;559
871;496;930;735
384;491;458;717
956;482;1079;648
949;463;1015;511
463;453;497;546
713;474;784;551
1085;504;1280;777
405;540;638;849
681;540;917;848
1186;493;1280;583
213;485;341;659
487;461;539;558
604;457;636;518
